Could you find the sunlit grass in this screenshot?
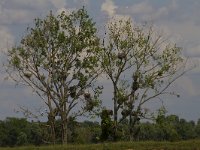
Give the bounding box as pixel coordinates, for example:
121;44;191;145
0;140;200;150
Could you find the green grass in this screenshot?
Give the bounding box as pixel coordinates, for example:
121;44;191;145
1;140;200;150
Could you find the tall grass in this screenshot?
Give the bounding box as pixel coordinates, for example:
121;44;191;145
0;140;200;150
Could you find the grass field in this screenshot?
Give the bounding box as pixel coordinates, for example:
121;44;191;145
0;140;200;150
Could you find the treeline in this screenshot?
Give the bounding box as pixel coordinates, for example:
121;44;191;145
1;114;200;147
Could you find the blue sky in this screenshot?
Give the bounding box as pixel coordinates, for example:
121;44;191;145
0;0;200;121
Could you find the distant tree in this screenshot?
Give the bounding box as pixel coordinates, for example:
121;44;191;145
0;118;30;146
138;122;158;140
195;119;200;138
6;8;102;144
177;119;197;140
0;120;7;146
16;132;28;146
156;110;180;141
29;122;43;145
101;18;187;141
67;117;78;143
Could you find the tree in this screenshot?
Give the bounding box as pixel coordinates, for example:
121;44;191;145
195;119;200;138
0;118;31;146
29;122;43;145
6;8;102;144
155;110;180;141
16;132;28;146
101;18;186;141
100;108;113;141
177;119;197;140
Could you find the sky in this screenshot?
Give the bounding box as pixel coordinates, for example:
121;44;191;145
0;0;200;121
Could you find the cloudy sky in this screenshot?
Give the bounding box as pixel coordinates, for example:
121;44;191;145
0;0;200;121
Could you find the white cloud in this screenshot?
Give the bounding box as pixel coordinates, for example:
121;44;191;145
106;14;131;24
56;7;75;16
141;1;178;21
180;57;200;75
161;21;200;62
119;0;178;22
168;21;200;43
176;75;200;97
82;0;90;5
0;9;36;24
50;0;67;9
101;0;118;17
127;1;153;14
0;1;47;24
73;0;90;6
0;26;14;52
0;0;68;25
157;1;177;18
3;0;52;11
186;45;200;58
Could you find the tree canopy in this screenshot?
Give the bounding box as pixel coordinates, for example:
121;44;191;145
6;7;102;144
100;18;186;140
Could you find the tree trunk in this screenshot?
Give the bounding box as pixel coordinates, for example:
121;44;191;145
129;93;135;141
47;94;56;144
129;114;133;141
50;120;56;144
129;115;139;141
113;88;118;141
61;114;68;144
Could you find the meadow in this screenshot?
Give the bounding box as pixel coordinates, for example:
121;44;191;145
0;140;200;150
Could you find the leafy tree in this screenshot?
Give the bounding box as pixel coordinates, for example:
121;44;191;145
100;109;113;141
67;117;78;143
0;118;31;146
16;132;28;146
28;122;43;145
78;120;101;143
195;119;200;138
6;8;102;144
0;121;7;146
138;122;158;140
156;111;180;141
177;119;197;140
101;18;186;141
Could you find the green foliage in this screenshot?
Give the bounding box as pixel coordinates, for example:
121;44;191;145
74;127;92;144
0;115;200;147
100;109;113;141
16;132;28;146
195;119;200;138
101;17;185;141
0;118;43;147
177;119;197;140
29;123;43;145
6;7;102;144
